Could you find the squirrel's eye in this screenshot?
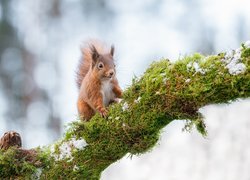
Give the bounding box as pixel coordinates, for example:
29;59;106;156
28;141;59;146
98;62;104;69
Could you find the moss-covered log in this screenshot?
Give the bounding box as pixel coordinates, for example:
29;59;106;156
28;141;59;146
1;42;250;179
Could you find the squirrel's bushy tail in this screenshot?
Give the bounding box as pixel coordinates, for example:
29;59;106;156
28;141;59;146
76;40;108;89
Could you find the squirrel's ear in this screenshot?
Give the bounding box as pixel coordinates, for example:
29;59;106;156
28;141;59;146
90;45;99;63
110;45;115;57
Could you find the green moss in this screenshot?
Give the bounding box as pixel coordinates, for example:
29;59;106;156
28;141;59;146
0;147;50;179
0;43;250;179
242;44;250;58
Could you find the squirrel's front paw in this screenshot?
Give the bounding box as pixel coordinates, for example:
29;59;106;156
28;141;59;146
98;107;108;118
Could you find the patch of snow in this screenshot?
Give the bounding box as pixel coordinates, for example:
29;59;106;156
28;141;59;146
235;48;241;54
50;137;88;161
59;142;73;161
193;62;206;74
186;62;192;69
162;77;168;83
227;62;246;75
115;117;120;120
151;78;157;82
234;52;241;59
187;62;206;74
134;97;141;103
160;72;166;77
224;50;234;59
122;102;129;111
155;91;160;95
33;168;43;179
245;40;250;48
185;79;191;83
50;144;61;161
202;56;209;62
223;48;246;75
50;144;55;154
71;137;87;150
73;165;79;171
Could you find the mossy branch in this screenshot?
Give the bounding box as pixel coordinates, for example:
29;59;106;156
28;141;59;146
1;43;250;179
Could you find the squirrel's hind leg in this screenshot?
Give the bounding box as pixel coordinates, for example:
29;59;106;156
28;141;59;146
77;99;95;121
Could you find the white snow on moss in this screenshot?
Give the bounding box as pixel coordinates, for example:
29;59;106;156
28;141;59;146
122;102;129;111
115;117;120;120
134;97;141;103
59;142;73;161
50;137;87;161
155;91;160;95
185;78;191;83
223;48;246;75
160;72;166;77
187;62;206;74
151;77;157;82
245;40;250;48
186;62;192;69
50;144;55;154
32;168;43;179
162;77;168;83
71;137;87;150
73;165;79;171
50;144;60;161
227;62;246;75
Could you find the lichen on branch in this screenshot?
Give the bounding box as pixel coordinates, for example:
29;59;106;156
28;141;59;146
0;42;250;179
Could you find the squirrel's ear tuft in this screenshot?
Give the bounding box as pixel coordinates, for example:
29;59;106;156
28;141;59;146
110;45;115;57
90;45;99;63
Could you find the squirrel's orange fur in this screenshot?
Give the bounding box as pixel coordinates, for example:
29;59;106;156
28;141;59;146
76;41;122;121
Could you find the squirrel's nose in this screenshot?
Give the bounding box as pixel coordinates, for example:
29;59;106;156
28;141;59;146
109;71;114;77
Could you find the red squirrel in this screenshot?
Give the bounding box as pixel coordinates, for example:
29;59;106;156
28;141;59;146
76;41;122;121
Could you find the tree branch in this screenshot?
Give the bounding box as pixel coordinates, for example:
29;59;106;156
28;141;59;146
1;42;250;179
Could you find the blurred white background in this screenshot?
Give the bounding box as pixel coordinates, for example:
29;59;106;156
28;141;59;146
0;0;249;179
